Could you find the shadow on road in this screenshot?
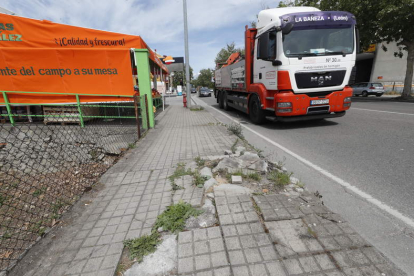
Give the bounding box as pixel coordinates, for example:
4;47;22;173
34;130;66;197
211;104;340;130
352;96;414;103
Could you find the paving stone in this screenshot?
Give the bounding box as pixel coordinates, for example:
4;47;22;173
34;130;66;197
195;254;211;270
178;257;195;274
266;219;323;257
228;250;246;265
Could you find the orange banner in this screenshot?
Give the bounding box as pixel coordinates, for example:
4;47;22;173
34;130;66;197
0;48;134;104
0;13;167;72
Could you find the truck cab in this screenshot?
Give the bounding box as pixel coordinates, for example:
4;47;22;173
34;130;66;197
215;7;357;124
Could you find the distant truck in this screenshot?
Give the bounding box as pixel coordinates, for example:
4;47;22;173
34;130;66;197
214;7;358;124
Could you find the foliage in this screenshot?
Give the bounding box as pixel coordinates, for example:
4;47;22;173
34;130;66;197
194;156;206;167
267;170;292;186
153;201;203;233
192;68;214;88
190;106;204;111
193;172;208;188
123;232;160;262
172;67;194;88
214;42;245;66
227;123;244;139
168;163;192;190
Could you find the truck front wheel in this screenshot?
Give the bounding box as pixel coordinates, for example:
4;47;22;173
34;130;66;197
249;95;266;125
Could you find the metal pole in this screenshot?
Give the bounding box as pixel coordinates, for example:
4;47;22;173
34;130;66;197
134;95;141;139
75;94;85;127
2;92;15;126
183;0;191;108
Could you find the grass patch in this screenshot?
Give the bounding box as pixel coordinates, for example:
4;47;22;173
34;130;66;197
194;156;206;167
128;143;136;149
168;163;192;190
227;123;244;139
153;201;203;234
267;170;292;186
123;232;160;263
123;201;203;264
193;172;208;188
224;170;262;183
190;106;204;111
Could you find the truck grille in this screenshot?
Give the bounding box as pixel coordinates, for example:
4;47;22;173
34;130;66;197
307;105;330;114
295;70;346;89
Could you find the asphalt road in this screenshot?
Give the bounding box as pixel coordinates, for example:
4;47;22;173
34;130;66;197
194;94;414;274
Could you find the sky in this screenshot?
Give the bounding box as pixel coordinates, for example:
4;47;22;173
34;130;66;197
1;0;281;78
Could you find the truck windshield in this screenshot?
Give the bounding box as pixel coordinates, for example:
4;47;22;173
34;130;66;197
283;26;354;57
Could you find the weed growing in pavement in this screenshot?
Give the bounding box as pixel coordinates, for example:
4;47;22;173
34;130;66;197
231;138;239;153
227;123;244;139
267;170;292;186
123;201;203;263
193;172;208;188
247;172;262;181
153;201;203;234
296;181;305;188
190;106;204;111
168;163;192;190
194;156;206;168
128;143;136;149
224;170;262;183
123;232;160;263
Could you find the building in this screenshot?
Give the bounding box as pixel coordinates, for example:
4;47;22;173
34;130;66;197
356;41;414;92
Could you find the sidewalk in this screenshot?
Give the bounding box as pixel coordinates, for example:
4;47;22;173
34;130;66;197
9;97;405;276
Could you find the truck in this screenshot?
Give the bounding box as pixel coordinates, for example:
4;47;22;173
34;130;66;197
214;7;358;124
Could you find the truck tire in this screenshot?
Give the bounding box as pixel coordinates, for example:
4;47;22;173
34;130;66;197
249;95;266;125
222;91;231;111
218;91;224;109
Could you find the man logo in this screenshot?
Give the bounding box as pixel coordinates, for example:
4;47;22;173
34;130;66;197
311;75;332;86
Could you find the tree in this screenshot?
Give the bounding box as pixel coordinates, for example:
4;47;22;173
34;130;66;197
193;69;214;88
172;67;193;88
279;0;414;98
214;42;245;66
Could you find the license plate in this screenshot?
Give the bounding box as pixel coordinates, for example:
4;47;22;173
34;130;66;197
310;99;329;105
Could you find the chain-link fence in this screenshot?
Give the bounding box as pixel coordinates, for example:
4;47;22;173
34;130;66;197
0;93;152;271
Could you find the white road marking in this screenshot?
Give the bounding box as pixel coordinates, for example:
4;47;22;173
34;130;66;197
352;108;414;116
200;99;414;230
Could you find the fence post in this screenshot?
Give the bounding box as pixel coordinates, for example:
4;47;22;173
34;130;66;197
2;92;15;126
134;49;155;128
75;95;85;127
134;95;141;139
145;94;150;130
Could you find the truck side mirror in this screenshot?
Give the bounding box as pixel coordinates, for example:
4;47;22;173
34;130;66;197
282;22;294;35
257;33;269;60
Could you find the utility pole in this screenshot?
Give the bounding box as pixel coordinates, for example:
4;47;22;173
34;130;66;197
183;0;191;108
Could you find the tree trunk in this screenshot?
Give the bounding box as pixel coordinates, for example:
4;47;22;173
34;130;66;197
402;42;414;99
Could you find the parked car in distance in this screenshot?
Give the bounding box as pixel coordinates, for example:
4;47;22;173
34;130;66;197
191;88;196;93
350;82;385;97
198;87;211;97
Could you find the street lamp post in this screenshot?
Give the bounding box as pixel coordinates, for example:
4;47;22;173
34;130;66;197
183;0;191;108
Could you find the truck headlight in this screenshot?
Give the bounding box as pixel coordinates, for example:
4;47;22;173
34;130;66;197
344;97;351;103
277;102;292;107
